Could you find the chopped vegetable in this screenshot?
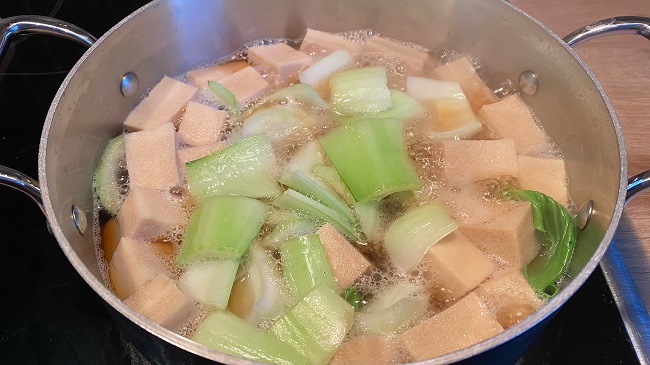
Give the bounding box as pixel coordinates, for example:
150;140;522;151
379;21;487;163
261;218;319;247
299;49;353;88
94;134;126;215
355;200;381;242
341;287;362;311
264;83;329;108
244;245;288;325
208;80;237;110
178;259;239;309
330;66;393;116
240;105;308;142
339;89;424;124
280;234;336;300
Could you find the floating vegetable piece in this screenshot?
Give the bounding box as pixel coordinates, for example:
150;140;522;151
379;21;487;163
264;83;329;108
208;80;237;110
280;234;337;301
94;134;126;215
240;106;308;143
341;287;362;311
338;89;424;125
299;49;353;88
330;66;393;116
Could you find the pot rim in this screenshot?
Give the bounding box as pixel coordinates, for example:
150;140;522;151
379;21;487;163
37;0;629;363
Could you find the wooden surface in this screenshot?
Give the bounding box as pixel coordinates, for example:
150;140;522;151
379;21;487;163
511;0;650;313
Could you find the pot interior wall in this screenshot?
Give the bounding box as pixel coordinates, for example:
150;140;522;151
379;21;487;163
40;0;622;362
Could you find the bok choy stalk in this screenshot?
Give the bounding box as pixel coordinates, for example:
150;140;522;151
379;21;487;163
94;134;126;215
177;259;239;310
243;245;288;325
338;90;424;125
329;66;393;116
279;234;336;301
299;49;353;88
239;106;309;143
208;80;237;110
264;83;329;108
503;189;576;297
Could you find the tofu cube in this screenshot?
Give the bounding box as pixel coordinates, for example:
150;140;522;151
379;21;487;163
432;57;498;112
177;101;227;146
317;223;372;289
329;335;392;365
125;122;181;190
247;43;313;86
108;237;170;299
118;186;185;241
364;35;430;74
437;184;521;226
218;66;271;107
461;202;541;268
177;141;226;164
186;60;247;90
442;139;518;186
123;76;197;132
399;292;503;360
421;231;495;302
299;28;362;59
518;155;569;205
124;274;200;332
477;94;550;155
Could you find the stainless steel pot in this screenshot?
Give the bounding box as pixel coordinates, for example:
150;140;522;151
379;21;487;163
1;1;649;364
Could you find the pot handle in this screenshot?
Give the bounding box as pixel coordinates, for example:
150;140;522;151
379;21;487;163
0;16;96;216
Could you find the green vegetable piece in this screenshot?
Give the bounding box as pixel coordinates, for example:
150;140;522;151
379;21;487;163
311;164;356;206
175;195;268;265
185;134;282;202
267;285;354;365
330;66;393;116
262;218;319;247
355;200;381;242
341;287;361;311
94;134;126;215
208;80;237;110
193;310;310;365
240;106;308;142
319;118;422;203
338;89;424;125
280;234;336;300
264;83;329;108
504;189;577;297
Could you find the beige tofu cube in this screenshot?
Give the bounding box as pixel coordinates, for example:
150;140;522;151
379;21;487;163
118;186;185;241
432;57;498;112
400;292;503;360
442;139;518;186
177;141;227;164
461;202;541;268
186;60;247;90
125;274;200;332
329;335;392;365
300;28;362;59
477;94;550;155
518;155;569;205
218;66;271;107
437;184;521;226
421;231;495;302
125;122;181;190
364;35;430;74
476;267;542;328
247;43;313;86
123;76;197;132
317;224;372;289
108;237;170;299
177;101;227;146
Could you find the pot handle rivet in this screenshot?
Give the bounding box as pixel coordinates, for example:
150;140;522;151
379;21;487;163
576;200;593;230
71;205;88;236
519;70;538;95
120;72;139;97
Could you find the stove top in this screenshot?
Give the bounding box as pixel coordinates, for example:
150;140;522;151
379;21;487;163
0;1;642;364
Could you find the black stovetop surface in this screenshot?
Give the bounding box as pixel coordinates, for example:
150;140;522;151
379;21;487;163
0;1;641;364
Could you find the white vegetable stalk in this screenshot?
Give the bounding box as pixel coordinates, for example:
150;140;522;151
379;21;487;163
299;49;353;88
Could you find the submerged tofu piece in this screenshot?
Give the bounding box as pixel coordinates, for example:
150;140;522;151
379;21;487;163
517;155;569;205
432;57;498;112
317;223;372;289
177;101;227;146
125;122;181;190
299;28;362;59
186;60;247;90
399;292;503;360
247;43;313;86
461;202;541;268
421;230;495;303
177;141;227;164
108;237;170;300
218;66;271;107
442;139;518;186
364;35;430;74
125;274;200;332
477;94;550;155
118;186;185;241
329;335;392;365
123;76;197;132
437;184;520;226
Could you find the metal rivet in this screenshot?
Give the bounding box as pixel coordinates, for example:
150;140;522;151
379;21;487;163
71;205;87;235
120;72;139;97
519;70;538;95
577;200;594;230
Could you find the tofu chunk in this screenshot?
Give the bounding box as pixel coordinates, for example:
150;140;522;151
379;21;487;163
517;155;569;205
125;122;181;190
364;35;430;74
124;274;200;332
299;28;362;59
477;94;550;155
177;141;226;164
399;292;503;360
108;237;170;300
247;43;313;86
317;224;372;289
437;183;521;226
442;139;518;186
218;66;271;107
118;186;185;241
186;60;247;90
461;202;541;268
177;101;227;146
123;76;197;132
432;57;498;112
421;231;495;303
329;335;392;365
